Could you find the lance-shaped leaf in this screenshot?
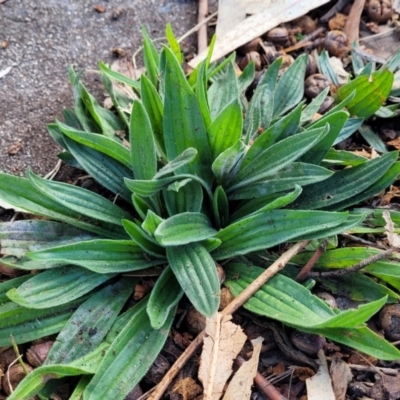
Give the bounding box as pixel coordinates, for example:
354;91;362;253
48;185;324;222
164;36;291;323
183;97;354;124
208;99;242;160
26;239;164;273
0;220;95;258
99;61;141;91
57;121;131;167
84;298;175;400
229;185;302;223
163;47;212;183
155;212;217;246
292;152;398;210
0;276;31;305
0;173;126;239
140;75;165;158
213;209;349;259
45;277;136;365
229;127;327;192
122;219;165;257
213;185;229;229
229;162;333;200
0;299;83;346
167;242;220;316
273;54;308;117
130;100;157;180
163;180;204;215
335;69;394;118
28;170;131;226
142;26;160;88
155;148;197;179
64;137;133;202
7;266;114;308
147;266;183;328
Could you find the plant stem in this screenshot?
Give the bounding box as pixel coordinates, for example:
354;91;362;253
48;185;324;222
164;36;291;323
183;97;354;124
148;240;310;400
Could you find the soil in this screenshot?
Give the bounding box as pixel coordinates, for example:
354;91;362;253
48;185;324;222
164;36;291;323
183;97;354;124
0;0;200;177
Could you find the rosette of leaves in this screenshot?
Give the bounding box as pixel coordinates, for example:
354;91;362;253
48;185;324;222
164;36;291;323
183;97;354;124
1;26;400;399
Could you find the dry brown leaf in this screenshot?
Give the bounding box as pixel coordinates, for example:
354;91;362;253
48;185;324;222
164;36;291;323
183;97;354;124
222;336;263;400
199;313;246;400
330;358;353;400
189;0;331;68
344;0;365;45
383;210;400;248
388;137;400;150
306;350;335;400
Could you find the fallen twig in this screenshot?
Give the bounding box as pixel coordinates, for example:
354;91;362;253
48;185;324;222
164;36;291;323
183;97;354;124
197;0;208;54
296;240;328;282
148;240;310;400
309;248;395;278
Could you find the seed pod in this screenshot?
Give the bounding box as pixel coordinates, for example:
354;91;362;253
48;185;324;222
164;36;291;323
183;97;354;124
305;54;317;77
305;73;331;99
296;15;317;34
318;96;335;114
0;347;20;371
290;330;326;356
237;38;261;55
239;51;262;71
380;304;400;340
26;340;53;367
266;27;289;47
324;30;349;58
0;262;24;278
367;0;393;24
3;363;34;395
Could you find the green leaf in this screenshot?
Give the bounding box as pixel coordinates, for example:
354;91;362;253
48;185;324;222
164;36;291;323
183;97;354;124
301;111;348;164
155;148;197;179
241;103;303;170
316;326;400;361
0;299;82;346
7;266;114;308
130;100;157;180
213;185;229;229
45;277;135;364
163;180;204;215
273;54;308;117
7;364;94;400
229;185;302;223
212;140;246;186
28;170;130;226
163;47;213;183
213;210;349;259
208;61;239;119
155;212;217;246
84;298;174;400
142;210;164;236
166;23;182;64
27;239;164;273
147;266;183;328
358;124;388;153
0;173;126;239
142;26;160;87
167;243;220;317
229;127;327;192
335;69;394;118
99;61;141;91
0;276;31;305
195;61;212;129
140;74;166;158
228;163;333;200
314;49;339;85
122;219;165;257
57;121;131;167
292;151;398;209
333;117;364;145
300;87;330;124
238;61;255;93
323;148;367;167
208;99;242;160
64;137;133;202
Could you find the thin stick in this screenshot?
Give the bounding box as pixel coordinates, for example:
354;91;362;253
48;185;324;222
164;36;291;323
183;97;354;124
197;0;208;54
178;11;218;44
309;248;394;278
148;240;310;400
348;364;399;376
296;240;327;282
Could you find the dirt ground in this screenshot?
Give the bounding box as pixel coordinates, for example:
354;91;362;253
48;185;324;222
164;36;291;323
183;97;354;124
0;0;202;177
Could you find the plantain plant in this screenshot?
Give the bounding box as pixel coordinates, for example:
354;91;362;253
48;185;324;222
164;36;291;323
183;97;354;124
1;25;400;399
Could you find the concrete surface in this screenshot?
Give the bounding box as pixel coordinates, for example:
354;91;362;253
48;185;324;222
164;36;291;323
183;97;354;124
0;0;200;176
